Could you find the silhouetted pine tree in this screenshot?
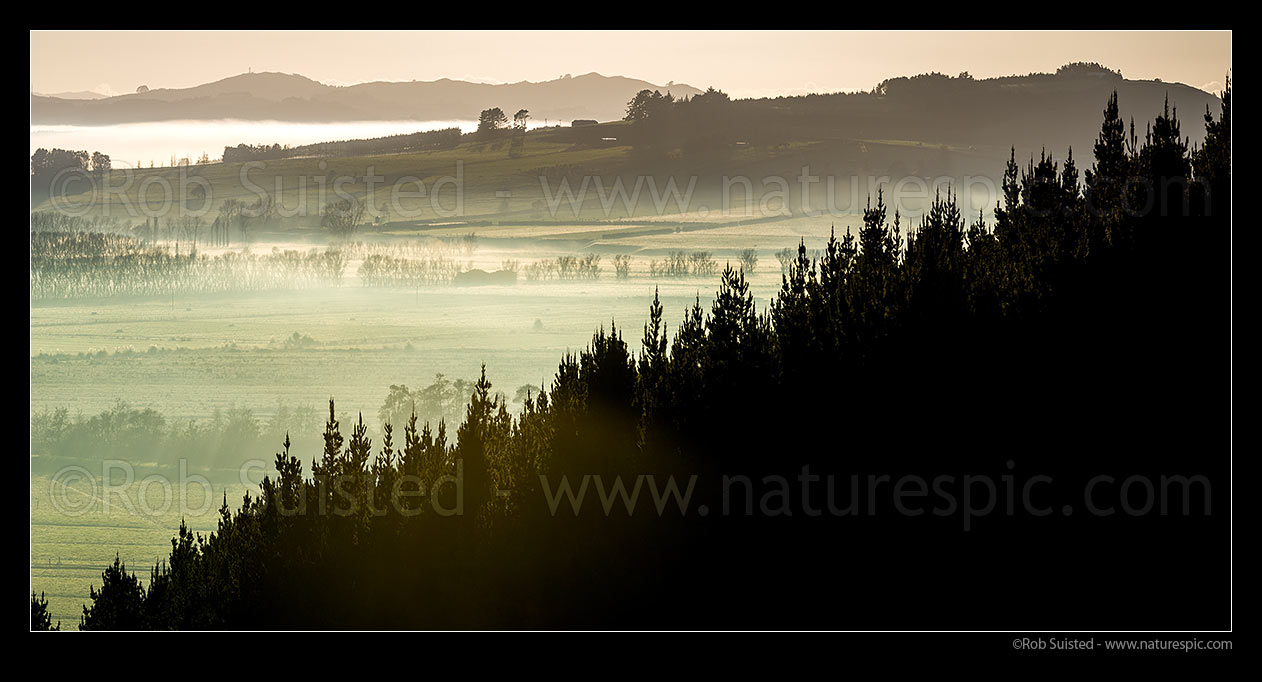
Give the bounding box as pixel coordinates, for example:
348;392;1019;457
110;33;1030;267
80;555;146;630
31;591;58;631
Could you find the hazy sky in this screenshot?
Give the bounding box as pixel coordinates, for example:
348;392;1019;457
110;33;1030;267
30;30;1231;99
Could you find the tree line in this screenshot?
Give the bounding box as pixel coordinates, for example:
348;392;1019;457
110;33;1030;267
31;232;348;299
31;402;326;475
31;148;111;177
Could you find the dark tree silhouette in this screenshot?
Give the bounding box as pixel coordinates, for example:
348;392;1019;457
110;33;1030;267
73;88;1230;631
31;592;59;631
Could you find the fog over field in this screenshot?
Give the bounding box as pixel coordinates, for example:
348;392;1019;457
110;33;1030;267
30;119;559;169
30;224;828;627
31;236;804;423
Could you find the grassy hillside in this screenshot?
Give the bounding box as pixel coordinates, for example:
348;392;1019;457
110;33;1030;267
33;124;1012;234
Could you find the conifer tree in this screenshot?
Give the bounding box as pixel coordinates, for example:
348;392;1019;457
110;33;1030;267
31;591;58;631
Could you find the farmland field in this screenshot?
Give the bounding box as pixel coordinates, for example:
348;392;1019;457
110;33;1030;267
31;473;250;629
31;235;819;419
30;222;837;627
27;106;1014;628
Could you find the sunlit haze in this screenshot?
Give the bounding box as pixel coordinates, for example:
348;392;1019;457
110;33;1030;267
31;30;1231;98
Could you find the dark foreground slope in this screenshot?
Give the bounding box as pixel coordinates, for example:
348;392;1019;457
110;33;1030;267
71;84;1232;631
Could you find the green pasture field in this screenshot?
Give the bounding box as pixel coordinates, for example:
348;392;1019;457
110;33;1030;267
31;474;251;630
29;232;803;628
32;124;1009;228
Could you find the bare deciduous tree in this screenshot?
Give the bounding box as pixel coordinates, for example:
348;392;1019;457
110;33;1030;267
321;197;366;241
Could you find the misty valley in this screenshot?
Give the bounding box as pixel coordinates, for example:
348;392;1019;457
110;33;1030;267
29;43;1231;635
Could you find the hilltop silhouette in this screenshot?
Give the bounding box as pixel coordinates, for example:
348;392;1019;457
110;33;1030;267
30;71;706;125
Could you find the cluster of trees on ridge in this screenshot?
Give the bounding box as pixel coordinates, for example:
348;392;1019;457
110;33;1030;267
30;148;111;177
475;107;531;157
49;82;1230;631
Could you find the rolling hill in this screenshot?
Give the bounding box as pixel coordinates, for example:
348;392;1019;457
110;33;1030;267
30;72;706;125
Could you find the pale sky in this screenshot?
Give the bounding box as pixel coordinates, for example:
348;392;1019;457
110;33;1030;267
30;30;1231;99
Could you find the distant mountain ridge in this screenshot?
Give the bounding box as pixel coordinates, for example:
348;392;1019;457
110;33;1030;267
33;90;111;101
30;72;707;125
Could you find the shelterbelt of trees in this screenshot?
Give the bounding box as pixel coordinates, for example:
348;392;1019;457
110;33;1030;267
62;83;1231;631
